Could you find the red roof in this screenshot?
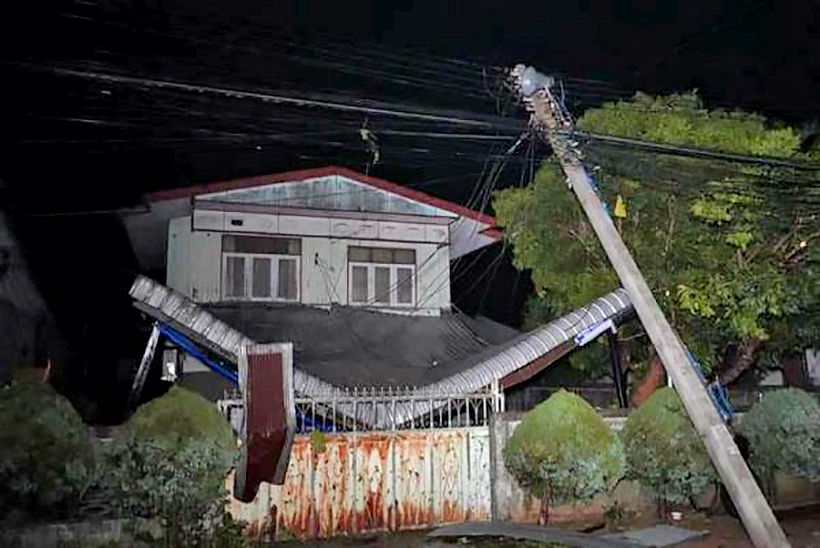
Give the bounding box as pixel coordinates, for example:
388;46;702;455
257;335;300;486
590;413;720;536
146;165;497;227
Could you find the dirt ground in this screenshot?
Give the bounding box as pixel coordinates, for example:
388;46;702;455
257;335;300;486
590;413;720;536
674;505;820;548
273;506;820;548
599;504;820;548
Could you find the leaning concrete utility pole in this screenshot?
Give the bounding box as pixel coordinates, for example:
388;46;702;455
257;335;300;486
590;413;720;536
509;64;790;548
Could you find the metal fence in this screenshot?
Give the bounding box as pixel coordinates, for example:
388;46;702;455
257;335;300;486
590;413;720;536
218;382;505;434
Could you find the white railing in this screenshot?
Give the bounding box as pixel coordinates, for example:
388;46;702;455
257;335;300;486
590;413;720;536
218;381;505;434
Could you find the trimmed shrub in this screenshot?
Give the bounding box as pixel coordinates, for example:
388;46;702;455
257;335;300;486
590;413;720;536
621;387;717;508
123;385;236;454
102;386;240;548
503;390;625;521
739;388;820;483
0;370;95;522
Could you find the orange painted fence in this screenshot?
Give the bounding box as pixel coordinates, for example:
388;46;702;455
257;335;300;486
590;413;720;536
228;427;492;539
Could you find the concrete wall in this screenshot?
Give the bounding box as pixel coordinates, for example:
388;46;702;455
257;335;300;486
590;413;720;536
167;214;451;314
806;349;820;386
227;416;636;540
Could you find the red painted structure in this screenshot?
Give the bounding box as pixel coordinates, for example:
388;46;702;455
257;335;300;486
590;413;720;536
234;343;296;502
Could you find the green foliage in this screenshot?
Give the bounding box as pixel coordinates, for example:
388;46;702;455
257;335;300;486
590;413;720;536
309;429;327;454
211;512;250;548
102;386;239;548
621;388;717;506
494;91;819;378
103;438;234;547
123;386;236;455
503;390;625;505
738;388;820;482
0;370;96;522
578;91;801;157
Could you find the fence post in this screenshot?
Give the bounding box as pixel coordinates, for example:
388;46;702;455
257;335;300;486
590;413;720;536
352;386;359;535
488;412;500;522
390;426;398;532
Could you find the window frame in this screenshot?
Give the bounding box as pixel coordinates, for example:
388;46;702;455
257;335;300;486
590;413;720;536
221;251;300;303
347;246;416;308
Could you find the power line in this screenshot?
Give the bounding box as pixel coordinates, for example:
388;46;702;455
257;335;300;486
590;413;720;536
9;63;820;174
30;64;499;127
47;10;499;101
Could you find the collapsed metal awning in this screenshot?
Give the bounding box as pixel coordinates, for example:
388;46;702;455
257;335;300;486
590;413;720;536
129;275;634;428
128;276;296;501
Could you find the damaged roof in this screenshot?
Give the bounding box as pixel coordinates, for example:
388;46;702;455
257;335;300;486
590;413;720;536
204;302;520;388
129;275;633;427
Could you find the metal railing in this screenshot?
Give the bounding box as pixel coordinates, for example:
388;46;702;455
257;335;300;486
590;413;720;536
218;382;504;434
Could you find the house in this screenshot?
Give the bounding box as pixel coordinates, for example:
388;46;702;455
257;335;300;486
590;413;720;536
122;166;634;424
124;165;501;307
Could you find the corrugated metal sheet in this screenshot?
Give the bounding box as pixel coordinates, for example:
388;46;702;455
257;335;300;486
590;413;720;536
228;427;491;539
130;276;633;428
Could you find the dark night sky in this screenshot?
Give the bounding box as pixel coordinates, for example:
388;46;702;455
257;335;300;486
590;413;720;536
2;0;817;208
0;1;817;416
1;0;817;206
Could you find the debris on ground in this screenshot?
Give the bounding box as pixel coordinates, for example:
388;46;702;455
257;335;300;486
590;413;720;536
603;525;709;547
428;522;643;548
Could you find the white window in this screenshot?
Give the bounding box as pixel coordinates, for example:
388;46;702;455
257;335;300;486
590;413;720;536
348;246;415;307
222;236;300;302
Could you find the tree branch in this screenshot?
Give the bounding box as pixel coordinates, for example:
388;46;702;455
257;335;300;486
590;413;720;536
744;218;801;265
781;230;820;266
719;337;765;385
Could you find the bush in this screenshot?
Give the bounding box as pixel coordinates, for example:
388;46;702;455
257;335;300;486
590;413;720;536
0;369;95;522
739;388;820;483
102;386;240;548
503;390;625;521
123;386;236;454
621;387;717;508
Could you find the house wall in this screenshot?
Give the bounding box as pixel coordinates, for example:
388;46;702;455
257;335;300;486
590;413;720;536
167;217;221;302
166;213;451;314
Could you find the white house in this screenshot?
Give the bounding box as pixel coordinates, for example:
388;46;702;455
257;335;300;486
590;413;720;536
125;166;501;315
123;166;633;408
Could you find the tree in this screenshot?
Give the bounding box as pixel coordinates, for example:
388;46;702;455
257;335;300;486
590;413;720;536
494;92;820;388
502;390;624;523
621;387;717;513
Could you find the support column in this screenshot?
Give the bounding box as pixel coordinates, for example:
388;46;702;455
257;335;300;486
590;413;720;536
607;328;628;408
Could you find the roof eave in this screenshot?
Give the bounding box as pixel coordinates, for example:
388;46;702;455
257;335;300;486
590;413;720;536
143;165;498;228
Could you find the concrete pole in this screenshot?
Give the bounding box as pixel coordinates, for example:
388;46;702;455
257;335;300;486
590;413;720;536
518;80;790;548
